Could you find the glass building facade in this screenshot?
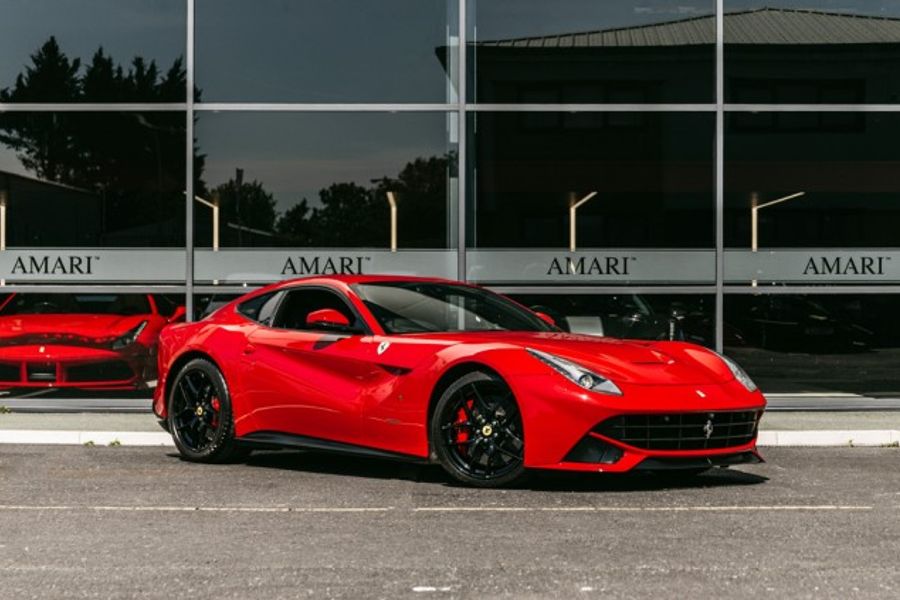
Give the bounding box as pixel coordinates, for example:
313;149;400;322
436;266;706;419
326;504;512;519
3;0;900;400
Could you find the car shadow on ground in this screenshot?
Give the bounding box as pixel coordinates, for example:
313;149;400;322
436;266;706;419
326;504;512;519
213;450;769;492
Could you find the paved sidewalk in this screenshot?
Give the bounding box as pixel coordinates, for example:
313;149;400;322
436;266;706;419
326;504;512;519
2;411;900;447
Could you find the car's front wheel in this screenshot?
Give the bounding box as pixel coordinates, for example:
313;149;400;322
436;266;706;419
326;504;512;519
431;371;526;488
167;358;248;463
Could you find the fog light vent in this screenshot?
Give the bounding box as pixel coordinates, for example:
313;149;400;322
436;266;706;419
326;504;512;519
564;435;623;464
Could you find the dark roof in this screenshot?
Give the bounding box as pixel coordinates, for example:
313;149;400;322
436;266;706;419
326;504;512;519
476;7;900;48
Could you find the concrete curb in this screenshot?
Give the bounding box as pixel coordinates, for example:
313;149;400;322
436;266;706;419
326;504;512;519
1;430;899;448
757;430;900;447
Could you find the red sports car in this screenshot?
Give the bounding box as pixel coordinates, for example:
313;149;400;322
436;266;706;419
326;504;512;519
0;293;185;391
154;276;766;487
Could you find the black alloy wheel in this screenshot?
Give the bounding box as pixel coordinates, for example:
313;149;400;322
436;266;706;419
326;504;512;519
168;358;247;463
432;371;526;488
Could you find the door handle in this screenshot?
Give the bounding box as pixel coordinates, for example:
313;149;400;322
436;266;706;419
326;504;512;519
243;344;256;355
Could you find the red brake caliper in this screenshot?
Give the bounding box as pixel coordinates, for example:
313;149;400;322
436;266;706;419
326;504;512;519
454;399;474;456
210;396;220;427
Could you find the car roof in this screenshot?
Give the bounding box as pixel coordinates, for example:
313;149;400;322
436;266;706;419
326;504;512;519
271;274;465;289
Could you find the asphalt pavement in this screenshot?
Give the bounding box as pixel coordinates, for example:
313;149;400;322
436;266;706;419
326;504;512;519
0;445;898;599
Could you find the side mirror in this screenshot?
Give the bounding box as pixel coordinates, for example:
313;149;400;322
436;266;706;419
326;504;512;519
168;306;187;323
535;311;556;327
306;308;352;331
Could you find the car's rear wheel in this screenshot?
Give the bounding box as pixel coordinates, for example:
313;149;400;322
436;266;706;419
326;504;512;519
431;371;526;488
168;358;248;463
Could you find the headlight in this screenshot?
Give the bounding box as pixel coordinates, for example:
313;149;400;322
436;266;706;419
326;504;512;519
527;348;622;396
111;321;148;350
716;352;758;392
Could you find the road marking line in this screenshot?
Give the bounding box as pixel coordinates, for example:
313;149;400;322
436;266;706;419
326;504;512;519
0;505;393;513
0;504;878;515
413;505;874;513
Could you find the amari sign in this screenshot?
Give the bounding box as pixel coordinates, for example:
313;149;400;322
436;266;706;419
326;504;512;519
724;250;900;283
3;247;899;285
0;250;185;282
194;249;456;283
467;250;715;284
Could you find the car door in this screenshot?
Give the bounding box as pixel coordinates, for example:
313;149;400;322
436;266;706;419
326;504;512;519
240;286;380;446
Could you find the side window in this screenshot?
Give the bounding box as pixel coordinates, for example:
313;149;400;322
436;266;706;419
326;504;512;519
237;291;283;325
273;288;360;332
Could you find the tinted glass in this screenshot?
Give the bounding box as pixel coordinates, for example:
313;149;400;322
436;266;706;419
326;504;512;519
725;112;900;285
236;291;278;323
0;112;186;247
196;0;458;102
354;282;554;334
0;0;186;103
726;112;900;249
725;294;900;396
194;112;454;250
510;294;715;347
470;0;715;103
725;1;900;104
469;112;715;248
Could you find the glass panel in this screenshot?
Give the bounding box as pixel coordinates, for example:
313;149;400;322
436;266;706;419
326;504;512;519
724;112;900;284
0;0;186;103
0;111;186;283
467;111;715;285
195;0;459;103
725;1;900;104
193;112;457;284
469;0;715;103
725;294;900;397
0;292;185;398
508;293;716;347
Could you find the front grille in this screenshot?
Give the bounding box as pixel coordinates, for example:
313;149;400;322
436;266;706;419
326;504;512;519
595;410;761;451
0;363;20;382
66;361;134;383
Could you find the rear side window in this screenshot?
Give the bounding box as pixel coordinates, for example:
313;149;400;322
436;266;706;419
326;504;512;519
237;291;283;326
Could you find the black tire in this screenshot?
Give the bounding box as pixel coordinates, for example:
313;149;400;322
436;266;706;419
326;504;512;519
167;358;249;463
431;371;527;488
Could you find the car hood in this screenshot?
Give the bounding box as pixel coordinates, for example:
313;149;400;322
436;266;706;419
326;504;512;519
0;314;148;346
402;331;734;386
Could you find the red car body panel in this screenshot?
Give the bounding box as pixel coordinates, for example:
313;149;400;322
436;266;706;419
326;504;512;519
154;276;766;472
0;294;176;390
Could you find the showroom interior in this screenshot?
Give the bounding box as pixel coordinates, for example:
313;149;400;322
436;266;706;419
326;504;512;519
2;0;900;399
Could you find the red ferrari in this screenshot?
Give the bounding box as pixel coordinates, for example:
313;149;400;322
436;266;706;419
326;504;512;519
154;276;766;487
0;293;185;391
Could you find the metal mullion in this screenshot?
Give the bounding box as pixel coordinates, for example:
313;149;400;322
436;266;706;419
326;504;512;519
487;286;719;295
466;103;716;112
1;285;187;294
0;103;187;112
715;0;724;353
185;0;195;320
725;104;900;112
195;103;456;112
724;286;900;295
457;0;467;281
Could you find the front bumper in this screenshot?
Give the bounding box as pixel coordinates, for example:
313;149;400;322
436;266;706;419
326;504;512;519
509;373;767;473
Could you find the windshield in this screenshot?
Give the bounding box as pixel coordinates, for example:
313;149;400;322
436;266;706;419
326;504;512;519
353;282;556;334
0;294;151;316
